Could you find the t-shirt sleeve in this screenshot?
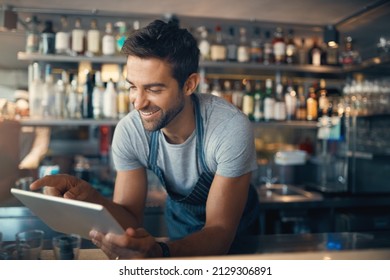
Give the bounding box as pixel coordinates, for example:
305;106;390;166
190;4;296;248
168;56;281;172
111;118;145;171
211;112;257;178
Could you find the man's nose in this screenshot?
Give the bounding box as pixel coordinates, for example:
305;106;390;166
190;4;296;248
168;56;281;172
131;91;149;110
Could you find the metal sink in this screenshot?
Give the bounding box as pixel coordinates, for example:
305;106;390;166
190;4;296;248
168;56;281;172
257;184;323;203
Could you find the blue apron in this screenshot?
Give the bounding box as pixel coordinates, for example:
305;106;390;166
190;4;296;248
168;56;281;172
147;94;259;245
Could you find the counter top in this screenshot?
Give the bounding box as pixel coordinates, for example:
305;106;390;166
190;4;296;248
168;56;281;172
37;231;390;260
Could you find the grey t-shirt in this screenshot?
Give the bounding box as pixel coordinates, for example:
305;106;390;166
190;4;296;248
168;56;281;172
111;93;257;196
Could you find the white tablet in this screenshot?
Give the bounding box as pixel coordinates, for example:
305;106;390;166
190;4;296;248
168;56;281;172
11;188;125;240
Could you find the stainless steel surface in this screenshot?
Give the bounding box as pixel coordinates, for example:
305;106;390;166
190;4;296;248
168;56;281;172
257;184;323;203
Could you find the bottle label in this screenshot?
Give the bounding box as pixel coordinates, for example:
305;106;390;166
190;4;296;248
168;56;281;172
312;49;321;66
237;46;250;62
26;34;39;53
199;40;211;60
263;97;275;120
72;30;85;52
102;35;116;55
210;45;226;61
55;32;70;52
87;30;101;53
273;42;286;62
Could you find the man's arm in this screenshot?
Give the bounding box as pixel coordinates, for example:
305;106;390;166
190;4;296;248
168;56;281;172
167;172;252;256
103;168;148;229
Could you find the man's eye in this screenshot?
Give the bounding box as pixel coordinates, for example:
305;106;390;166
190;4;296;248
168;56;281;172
147;88;162;93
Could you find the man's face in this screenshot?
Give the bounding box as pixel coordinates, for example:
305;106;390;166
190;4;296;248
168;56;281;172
126;56;185;132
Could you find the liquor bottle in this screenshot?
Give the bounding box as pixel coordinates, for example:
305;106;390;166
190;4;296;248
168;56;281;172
54;70;69;119
274;80;286;121
339;36;361;65
29;62;44;118
103;79;118;119
237;27;250;63
92;71;105;119
226;27;238;62
67;75;81;119
306;87;318;121
284;80;297;120
115;21;128;53
250;27;263;63
210;25;227;62
295;85;307;120
272;27;286;64
55;16;70;55
263;30;274;65
285;29;297;64
81;71;94;119
198;26;211;61
232;80;244;110
222;80;233;104
308;38;324;66
242;81;254;120
263;78;275;121
297;37;308;65
117;69;129;118
210;79;222;98
317;79;329;117
102;22;116;56
253;80;263;122
40;20;55;54
86;19;101;57
26;16;40;54
71;18;85;56
41;64;55;118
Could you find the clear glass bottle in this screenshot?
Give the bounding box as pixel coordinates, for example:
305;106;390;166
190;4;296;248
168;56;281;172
67;75;81;119
26;16;40;54
71;18;85;56
41;64;55;118
232;80;244;110
55;16;71;55
237;27;250;63
210;79;222;98
40;20;55;54
274;80;286;121
117;69;129;119
86;19;101;57
92;71;105;119
317;79;329;117
210;25;227;62
222;80;233;104
103;79;118;119
339;36;361;65
284;80;297;120
263;78;275;121
272;27;286;64
29;62;44;118
54;70;69;119
102;22;116;56
198;26;211;61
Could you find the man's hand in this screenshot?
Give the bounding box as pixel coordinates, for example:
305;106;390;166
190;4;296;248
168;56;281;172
89;227;162;259
29;174;99;202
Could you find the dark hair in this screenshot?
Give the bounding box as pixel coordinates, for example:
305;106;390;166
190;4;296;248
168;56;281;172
121;20;200;88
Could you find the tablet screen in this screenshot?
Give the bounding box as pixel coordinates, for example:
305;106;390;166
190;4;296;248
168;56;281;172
11;188;125;239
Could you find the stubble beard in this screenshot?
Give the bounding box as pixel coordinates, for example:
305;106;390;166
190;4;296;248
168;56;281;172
140;93;185;132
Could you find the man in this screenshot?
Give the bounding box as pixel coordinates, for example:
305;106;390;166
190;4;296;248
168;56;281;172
30;19;259;259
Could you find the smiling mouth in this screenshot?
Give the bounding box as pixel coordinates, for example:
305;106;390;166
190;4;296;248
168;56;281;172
140;109;159;117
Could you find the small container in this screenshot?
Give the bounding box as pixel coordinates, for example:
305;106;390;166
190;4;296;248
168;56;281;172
52;234;81;260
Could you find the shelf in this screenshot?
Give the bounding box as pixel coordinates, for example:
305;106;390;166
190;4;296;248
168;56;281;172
17;52;127;64
18;52;344;77
252;120;318;129
18;118;119;126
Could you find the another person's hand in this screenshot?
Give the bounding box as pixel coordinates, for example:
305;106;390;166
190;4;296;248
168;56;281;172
90;227;162;259
30;174;99;202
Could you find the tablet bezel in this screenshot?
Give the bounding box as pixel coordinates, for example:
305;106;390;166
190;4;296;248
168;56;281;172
11;188;125;240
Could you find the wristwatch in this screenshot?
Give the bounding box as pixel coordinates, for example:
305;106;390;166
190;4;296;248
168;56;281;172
157;241;170;258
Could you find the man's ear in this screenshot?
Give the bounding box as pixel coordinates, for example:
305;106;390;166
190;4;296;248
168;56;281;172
183;73;200;96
